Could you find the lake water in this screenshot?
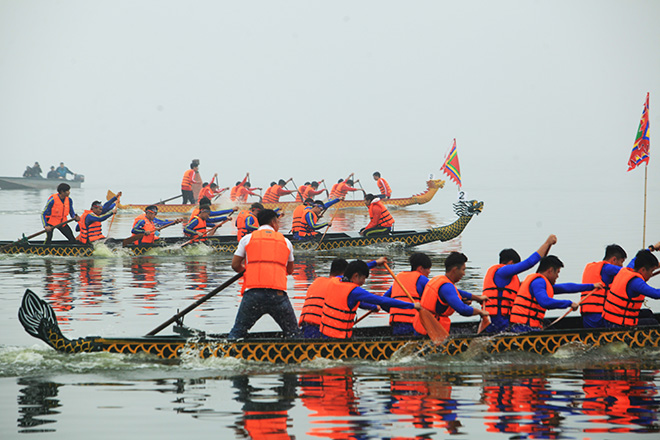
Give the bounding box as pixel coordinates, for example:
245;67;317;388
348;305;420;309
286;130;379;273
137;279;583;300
1;182;659;439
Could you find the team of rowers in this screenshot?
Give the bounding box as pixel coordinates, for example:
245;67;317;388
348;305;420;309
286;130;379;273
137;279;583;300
41;174;397;245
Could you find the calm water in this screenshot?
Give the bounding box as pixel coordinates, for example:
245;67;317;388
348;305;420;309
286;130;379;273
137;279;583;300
1;183;659;439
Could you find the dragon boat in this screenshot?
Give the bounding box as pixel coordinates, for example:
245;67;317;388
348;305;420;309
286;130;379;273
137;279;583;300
110;179;445;213
0;200;483;257
19;289;660;364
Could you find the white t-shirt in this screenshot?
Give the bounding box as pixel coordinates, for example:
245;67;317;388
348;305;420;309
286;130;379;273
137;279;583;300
234;225;294;262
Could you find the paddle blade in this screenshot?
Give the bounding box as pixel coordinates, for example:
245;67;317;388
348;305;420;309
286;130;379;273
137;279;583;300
477;315;491;334
106;190;115;201
419;308;448;345
122;234;143;246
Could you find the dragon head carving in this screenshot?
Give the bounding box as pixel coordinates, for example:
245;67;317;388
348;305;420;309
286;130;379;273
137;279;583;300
453;200;484;217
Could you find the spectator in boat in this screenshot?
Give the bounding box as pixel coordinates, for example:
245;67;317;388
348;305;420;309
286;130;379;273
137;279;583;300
46;166;59;179
383;252;432;335
372;171;391;199
228;209;299;340
42;183;80;244
76;192;122;244
414;252;489;335
580;244;628;328
130;205;175;245
31;162;43;178
56;162;74;180
480;235;558;333
22;165;33;177
181;162;200;205
360;194;395;237
509;256;602;333
262;179;295;203
602;249;660;328
235;203;264;240
300;256;389;338
183;207;228;241
319;260;421;339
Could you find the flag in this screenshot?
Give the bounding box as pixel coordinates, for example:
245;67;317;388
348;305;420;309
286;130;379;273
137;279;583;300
440;138;462;187
627;92;650;171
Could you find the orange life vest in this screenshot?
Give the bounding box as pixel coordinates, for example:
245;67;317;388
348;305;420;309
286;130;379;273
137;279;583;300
291;204;311;234
197;185;214;202
335;182;351;198
46;193;71;226
509;273;553;328
188;208;201;223
235;210;257;240
181;169;195;191
482;264;521;316
368;200;394;228
319;281;359;339
297;210;320;237
243;229;290;291
262;185;278;203
377;178;391;198
329;183;340;199
295;185;308;202
413;275;456;335
602;267;645;326
299;276;339;326
132;214;157;244
230;185;240;201
78;210;104;244
185;215;207;239
580;261;610;314
389;271;422;324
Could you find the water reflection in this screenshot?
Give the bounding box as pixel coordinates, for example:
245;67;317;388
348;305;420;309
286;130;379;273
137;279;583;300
17;378;61;433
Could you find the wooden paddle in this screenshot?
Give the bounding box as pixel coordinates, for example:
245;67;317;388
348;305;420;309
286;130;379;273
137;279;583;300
106;193;121;236
146;271;244;336
180;219;229;248
0;218;77;251
153;194;183;205
477;311;491;334
315;206;340;250
354;310;375;325
545;291;595;329
122;219;182;246
383;263;449;344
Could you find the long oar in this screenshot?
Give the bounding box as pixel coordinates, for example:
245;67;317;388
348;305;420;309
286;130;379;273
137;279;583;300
354;310;375;325
383;263;449;344
545;291;595;329
477;310;491;334
153;194;183;205
122;220;181;246
315;207;340;250
146;271;244;336
180;220;229;248
0;218;77;251
106;194;121;236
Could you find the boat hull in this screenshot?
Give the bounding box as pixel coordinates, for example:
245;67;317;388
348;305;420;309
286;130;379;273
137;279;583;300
0;176;82;190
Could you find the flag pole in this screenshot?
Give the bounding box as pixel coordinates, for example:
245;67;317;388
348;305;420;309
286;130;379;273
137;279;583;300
643;163;648;247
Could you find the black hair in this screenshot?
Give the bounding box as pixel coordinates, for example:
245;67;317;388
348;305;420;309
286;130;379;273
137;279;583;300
190;163;197;169
633;249;659;271
410;252;432;270
445;252;468;271
537;255;564;273
373;171;381;178
210;182;218;188
270;181;277;187
330;258;349;276
344;260;370;281
250;202;264;210
278;179;286;185
604;244;627;261
244;181;251;186
364;194;375;202
235;181;241;186
304;198;314;205
499;248;521;264
57;183;71;193
346;179;354;185
91;200;102;208
202;182;208;188
256;209;278;226
145;205;158;213
199;197;211;207
310;181;319;188
337;178;344;183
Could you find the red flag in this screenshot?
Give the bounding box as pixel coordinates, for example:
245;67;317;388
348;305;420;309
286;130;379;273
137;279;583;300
627;93;650;171
440;139;462;187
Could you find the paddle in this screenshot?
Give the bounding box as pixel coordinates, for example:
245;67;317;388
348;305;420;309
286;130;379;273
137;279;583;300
180;219;230;248
106;192;122;237
545;291;595;329
315;206;340;250
477;311;491;334
146;271;244;336
153;194;183;205
354;310;375;325
383;263;449;344
0;218;77;250
122;219;182;246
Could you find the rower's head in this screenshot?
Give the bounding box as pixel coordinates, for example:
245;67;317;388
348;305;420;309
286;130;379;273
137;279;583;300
198;207;211;220
310;200;324;214
278;179;286;186
604;244;627;267
444;252;467;283
364;193;375;206
330;258;349;277
270;181;277;187
304;198;314;206
499;249;521;265
537;255;564;284
372;171;381;180
410;252;432;277
345;179;354;186
244;181;251;187
337;178;344;184
209;182;218;190
257;209;280;231
90;201;103;215
310;181;319;189
250;202;264;214
344;260;370;286
145;205;158;220
56;183;71;197
633;249;659;281
235;181;241;186
199;197;211;207
190;162;198;170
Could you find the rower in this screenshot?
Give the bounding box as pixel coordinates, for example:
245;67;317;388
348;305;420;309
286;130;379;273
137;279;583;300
601;249;660;328
294;201;331;241
228;209;300;340
230;173;249;201
295;182;311;202
480;235;557;333
262;179;295;203
236;180;262;203
414;252;489;335
319;260;421;339
360;194;394;237
329;178;344;199
291;198;314;236
580;244;627;328
235;203;264;240
197;179;228;203
383;253;432;335
188;197;237;224
183;207;227;241
372;171;391;199
130;205;176;245
77;192;122;244
42;182;80;244
303;181;326;200
300;256;389;338
509;255;601;333
181;162;200;205
334;178;362;199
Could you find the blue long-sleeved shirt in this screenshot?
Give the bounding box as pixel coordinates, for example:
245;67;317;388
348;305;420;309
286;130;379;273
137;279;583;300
493;252;542;287
383;273;430;298
598;263;623;286
438;283;474;317
77;197;117;231
529;278;594;310
131;217;172;235
41;195;76;227
346;285;416;312
184;216;227;236
304;211;329;231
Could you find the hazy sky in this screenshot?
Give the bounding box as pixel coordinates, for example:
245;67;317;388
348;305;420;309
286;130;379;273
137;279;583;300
1;0;659;195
